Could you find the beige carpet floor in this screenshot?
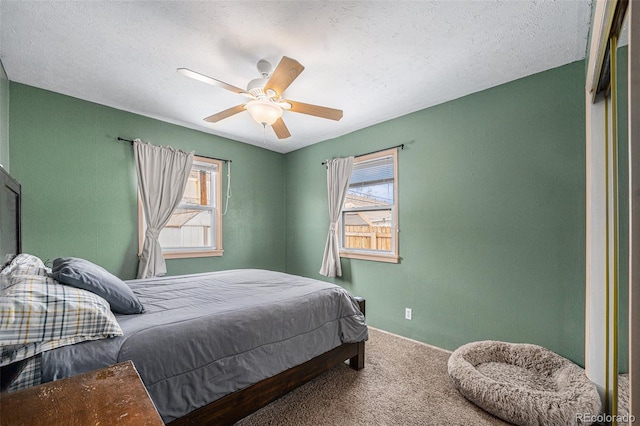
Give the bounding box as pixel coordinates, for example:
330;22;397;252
237;328;510;425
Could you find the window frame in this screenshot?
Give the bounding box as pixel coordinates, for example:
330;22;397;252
339;148;399;264
138;156;224;259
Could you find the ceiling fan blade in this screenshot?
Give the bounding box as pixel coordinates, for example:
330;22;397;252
204;105;246;123
271;117;291;139
287;100;343;121
264;57;304;97
177;68;249;95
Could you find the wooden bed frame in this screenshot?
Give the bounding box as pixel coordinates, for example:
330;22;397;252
170;298;366;426
0;167;366;424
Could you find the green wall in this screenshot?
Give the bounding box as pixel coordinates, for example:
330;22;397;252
0;59;9;171
9;83;285;279
284;60;587;365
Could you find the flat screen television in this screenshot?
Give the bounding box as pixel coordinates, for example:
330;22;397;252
0;165;21;265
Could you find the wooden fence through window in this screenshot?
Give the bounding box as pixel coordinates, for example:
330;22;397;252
344;225;392;251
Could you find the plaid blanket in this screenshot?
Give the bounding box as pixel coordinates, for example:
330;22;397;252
6;354;41;392
0;254;123;375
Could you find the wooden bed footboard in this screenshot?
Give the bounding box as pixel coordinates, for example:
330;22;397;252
170;297;366;426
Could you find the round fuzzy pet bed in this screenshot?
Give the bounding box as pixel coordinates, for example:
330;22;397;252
447;341;601;426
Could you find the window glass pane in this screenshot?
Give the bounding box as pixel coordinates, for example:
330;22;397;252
159;209;212;249
181;168;212;207
346;156;394;209
343;210;393;251
346;182;393;209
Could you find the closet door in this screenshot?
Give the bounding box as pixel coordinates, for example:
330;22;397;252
628;1;639;419
585;0;638;421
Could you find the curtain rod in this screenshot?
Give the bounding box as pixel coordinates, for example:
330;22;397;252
321;144;404;165
117;137;232;163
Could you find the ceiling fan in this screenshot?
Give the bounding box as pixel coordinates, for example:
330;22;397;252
177;57;343;139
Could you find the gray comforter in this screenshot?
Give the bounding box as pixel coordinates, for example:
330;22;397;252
41;269;368;422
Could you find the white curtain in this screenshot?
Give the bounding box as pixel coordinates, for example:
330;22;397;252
134;139;194;279
319;156;354;277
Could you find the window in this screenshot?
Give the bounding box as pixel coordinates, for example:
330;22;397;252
139;156;223;258
340;148;399;263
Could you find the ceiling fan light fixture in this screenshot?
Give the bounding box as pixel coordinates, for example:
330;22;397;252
245;99;282;126
179;56;342;139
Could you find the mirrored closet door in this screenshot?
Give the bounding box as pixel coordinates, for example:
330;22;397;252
585;0;638;422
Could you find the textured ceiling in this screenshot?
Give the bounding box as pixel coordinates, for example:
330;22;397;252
0;1;592;153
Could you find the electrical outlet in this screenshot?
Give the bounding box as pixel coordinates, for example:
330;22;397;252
405;307;412;320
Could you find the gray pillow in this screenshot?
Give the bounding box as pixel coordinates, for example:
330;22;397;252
51;257;144;314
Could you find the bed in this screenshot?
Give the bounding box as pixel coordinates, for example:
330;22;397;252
0;167;368;424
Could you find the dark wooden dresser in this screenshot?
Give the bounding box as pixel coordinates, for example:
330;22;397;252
0;361;163;425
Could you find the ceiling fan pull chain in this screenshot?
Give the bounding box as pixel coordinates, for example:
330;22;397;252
263;123;267;144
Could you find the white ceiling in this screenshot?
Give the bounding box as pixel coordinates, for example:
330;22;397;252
0;1;592;154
